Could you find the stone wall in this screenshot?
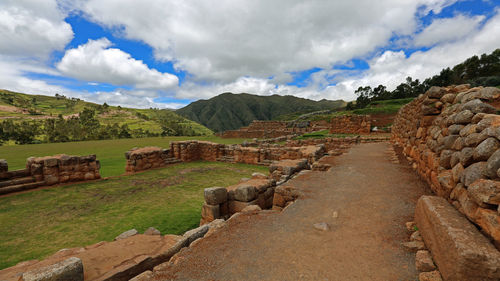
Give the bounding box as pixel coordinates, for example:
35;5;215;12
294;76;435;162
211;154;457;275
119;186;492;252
201;173;276;225
392;84;500;247
220;120;329;139
330;115;371;134
125;147;181;173
0;154;101;195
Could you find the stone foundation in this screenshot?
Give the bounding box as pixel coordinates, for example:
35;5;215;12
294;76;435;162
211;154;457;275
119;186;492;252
220;120;329;138
125;147;180;173
330;115;371;134
392;85;500;247
0;155;101;195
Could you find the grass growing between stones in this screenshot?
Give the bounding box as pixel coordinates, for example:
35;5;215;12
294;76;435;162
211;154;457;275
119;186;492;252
0;161;268;269
0;136;246;177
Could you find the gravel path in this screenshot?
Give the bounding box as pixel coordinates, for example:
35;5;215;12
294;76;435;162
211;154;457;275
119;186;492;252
151;142;430;281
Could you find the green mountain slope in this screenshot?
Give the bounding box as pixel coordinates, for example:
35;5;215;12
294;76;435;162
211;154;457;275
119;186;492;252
176;93;346;132
0;89;212;144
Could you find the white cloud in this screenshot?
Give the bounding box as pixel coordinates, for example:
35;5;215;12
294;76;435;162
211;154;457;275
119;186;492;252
57;38;178;90
414;14;485;46
77;0;460;84
0;0;73;58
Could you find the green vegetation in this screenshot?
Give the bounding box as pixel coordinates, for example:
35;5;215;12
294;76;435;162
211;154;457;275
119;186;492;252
176;92;346;132
0;89;213;145
349;49;500;110
0;161;268;269
0;136;246;177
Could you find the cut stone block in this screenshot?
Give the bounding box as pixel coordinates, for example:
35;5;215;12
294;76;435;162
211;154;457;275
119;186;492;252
204;187;227;205
415;196;500;281
21;257;83;281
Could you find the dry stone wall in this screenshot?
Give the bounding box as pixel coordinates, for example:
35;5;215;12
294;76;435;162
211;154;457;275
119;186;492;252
330;115;371;134
220;120;329;138
392;84;500;247
125;147;181;173
0;154;101;195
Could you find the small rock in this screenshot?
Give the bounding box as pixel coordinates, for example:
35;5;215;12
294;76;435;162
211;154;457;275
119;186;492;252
402;241;425;252
22;257;83;281
313;222;329;231
114;229;138;240
204;187;228;205
251;172;267;179
416;250;436;272
418;270;443;281
410;230;423;242
454;110;474;124
462;99;497;114
332;211;338;218
486;150;500;179
144;227;161;236
234;185;257;202
468;179;500;205
183;225;209;244
459;147;475;167
463;161;487;187
406;221;417;232
241;205;262;213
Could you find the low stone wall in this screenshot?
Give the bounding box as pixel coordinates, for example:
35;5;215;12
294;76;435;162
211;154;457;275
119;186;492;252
125;147;180;173
392;84;500;247
220;120;329;139
201;173;276;225
330;115;371;134
0;154;101;195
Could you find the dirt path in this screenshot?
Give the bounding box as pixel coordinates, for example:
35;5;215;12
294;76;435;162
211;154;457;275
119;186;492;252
151;142;430;281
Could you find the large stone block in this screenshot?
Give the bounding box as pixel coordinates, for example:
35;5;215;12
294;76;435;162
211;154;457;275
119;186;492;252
21;257;83;281
468;179;500;205
415;196;500;281
234;185;257;202
204;187;227;205
201;203;220;221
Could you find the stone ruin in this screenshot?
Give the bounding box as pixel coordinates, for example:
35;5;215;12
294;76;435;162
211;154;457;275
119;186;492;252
125;147;181;173
219;120;329;138
392;85;500;280
330;114;371;134
0;154;100;195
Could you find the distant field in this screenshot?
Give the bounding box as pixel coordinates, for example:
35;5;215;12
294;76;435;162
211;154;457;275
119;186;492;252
0;161;268;269
0;136;246;177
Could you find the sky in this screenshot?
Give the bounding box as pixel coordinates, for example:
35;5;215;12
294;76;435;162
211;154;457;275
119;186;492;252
0;0;499;109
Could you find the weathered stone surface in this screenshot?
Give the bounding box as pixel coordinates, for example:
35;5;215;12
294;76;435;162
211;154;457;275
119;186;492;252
410;230;423;242
21;257;83;281
204;187;228;205
451;163;464;183
462;161;486;187
313;222;329;231
144;227;161;236
476;208;500;245
443;135;459;149
473;137;500;161
114;229;138;241
415;250;436;272
251;172;267;179
459;147;474;167
241;205;262;213
465;132;488;147
462;99;497;114
402;241;425;252
486;150;500;179
415;196;500;281
469;179;500;205
228;200;257;213
201;204;220;221
454;110;474;124
234;185;257;202
479;87;500;100
448;124;464;135
129;270;153;281
427;86;447;98
441;93;456;104
183;225;209;245
439;150;453;169
418;271;443;281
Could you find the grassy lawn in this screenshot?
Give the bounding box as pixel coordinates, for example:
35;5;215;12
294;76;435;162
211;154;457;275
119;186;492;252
0;136;247;177
294;130;357;140
0;161;268;269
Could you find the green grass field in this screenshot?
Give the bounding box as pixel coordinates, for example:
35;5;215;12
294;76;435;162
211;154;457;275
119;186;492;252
0;136;246;177
0;161;268;269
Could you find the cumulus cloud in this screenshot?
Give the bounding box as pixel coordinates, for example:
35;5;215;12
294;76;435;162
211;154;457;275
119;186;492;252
57;38;179;90
414;14;485;46
0;0;73;58
77;0;460;84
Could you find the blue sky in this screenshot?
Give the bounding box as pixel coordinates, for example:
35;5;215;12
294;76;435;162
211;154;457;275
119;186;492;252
0;0;499;108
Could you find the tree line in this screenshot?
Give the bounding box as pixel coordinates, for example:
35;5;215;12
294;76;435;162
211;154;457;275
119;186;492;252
0;107;203;145
347;48;500;109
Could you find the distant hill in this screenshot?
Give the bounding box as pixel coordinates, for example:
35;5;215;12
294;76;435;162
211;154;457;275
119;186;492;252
176;93;346;132
0;89;212;144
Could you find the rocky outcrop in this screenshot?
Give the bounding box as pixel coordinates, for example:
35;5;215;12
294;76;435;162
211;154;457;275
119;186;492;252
392;85;500;246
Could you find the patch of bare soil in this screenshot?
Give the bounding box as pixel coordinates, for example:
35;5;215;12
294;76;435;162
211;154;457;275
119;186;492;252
149;142;431;281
